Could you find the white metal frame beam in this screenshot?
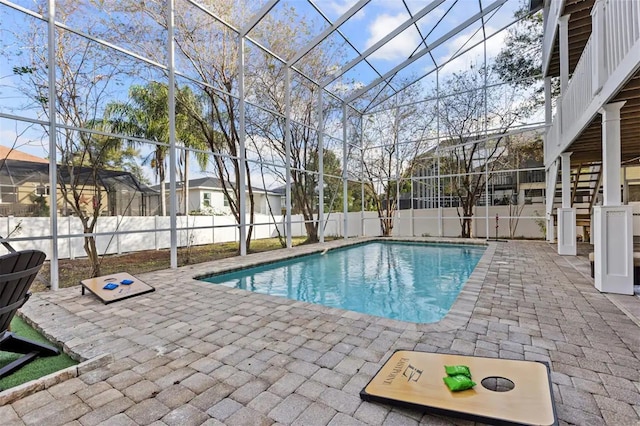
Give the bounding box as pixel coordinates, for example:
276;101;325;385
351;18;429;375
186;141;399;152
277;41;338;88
47;0;59;289
363;15;514;113
318;90;325;243
288;0;370;67
238;35;248;255
346;0;508;103
321;0;446;87
168;0;178;268
241;0;279;36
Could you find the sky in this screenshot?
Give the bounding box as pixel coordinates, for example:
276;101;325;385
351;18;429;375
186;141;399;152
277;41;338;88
0;0;526;188
272;0;524;95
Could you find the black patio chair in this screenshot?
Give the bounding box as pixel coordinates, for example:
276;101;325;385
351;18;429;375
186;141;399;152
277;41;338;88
0;249;59;379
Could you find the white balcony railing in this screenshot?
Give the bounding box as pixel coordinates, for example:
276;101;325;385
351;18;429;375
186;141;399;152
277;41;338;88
604;0;640;75
546;0;640;165
561;37;593;135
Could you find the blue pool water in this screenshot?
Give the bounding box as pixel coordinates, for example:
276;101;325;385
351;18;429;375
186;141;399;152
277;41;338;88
202;241;485;323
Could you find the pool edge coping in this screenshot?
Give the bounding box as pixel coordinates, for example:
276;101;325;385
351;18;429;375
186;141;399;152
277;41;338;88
178;236;494;331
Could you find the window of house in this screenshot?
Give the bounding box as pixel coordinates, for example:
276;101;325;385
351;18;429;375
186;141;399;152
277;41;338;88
0;185;17;203
223;192;236;208
36;184;50;196
203;192;211;207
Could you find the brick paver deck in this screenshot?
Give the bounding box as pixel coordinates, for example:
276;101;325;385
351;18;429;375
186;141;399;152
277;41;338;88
4;239;640;425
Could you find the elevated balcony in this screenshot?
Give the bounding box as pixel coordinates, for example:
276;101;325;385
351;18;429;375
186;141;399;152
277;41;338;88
541;0;594;79
545;0;640;168
541;0;563;76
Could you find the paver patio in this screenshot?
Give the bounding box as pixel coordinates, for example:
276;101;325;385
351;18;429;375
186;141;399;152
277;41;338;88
2;238;640;425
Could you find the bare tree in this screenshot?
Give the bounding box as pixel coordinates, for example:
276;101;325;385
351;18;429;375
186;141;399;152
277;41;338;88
360;84;433;236
243;9;346;243
7;2;140;276
128;0;264;251
435;67;532;238
499;135;544;238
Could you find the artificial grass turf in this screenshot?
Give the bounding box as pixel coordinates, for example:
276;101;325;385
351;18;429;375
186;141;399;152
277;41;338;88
0;316;76;391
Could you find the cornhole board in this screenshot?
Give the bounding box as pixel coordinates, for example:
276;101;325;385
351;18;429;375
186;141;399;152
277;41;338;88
361;350;557;426
80;272;155;304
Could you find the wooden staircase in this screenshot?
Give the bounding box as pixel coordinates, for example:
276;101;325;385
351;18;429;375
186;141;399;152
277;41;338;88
553;162;603;241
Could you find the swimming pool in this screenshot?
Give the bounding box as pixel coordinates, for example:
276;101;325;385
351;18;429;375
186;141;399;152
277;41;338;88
201;241;485;323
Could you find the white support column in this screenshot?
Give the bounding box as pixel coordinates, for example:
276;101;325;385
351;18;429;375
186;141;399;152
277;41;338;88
544;72;555;243
238;35;247;256
559;15;570;95
601;102;625;206
561;153;571;208
410;177;414;237
545;159;558;242
47;0;59;289
317;90;324;243
436;70;443;237
284;68;292;248
342;102;348;239
360;117;365;237
483;38;489;240
360;144;365;237
544;77;552;123
593;101;633;294
544;77;552;164
394;104;400;237
623;166;629;204
167;0;178;268
591;0;606;95
557;152;576;255
555;95;563;146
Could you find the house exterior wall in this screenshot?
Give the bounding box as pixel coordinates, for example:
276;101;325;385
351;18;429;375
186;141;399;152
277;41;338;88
625;165;640;180
254;193;282;215
183;187;282;216
188;190;201;212
0;180;110;217
212;190;230;213
625;165;640;202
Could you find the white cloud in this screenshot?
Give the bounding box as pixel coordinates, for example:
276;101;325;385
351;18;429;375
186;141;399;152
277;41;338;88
436;25;507;75
370;0;424;14
365;13;421;61
324;0;365;18
327;79;365;96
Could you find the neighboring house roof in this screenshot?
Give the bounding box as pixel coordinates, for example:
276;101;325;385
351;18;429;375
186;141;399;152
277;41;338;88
0;146;48;163
153;177;280;195
271;185;286;195
0;158;158;194
188;177;227;189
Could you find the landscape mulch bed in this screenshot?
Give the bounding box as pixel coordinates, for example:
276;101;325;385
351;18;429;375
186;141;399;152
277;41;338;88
33;238;307;292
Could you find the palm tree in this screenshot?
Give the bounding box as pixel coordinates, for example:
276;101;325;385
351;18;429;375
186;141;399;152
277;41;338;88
105;82;207;215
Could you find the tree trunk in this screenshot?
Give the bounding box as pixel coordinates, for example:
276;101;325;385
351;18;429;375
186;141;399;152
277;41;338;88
461;217;472;238
300;204;319;243
159;176;166;216
304;221;318;243
84;232;101;277
381;216;394;236
246;195;254;252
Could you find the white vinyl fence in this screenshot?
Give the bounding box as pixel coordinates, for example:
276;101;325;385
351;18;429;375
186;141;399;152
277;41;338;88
3;203;638;259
